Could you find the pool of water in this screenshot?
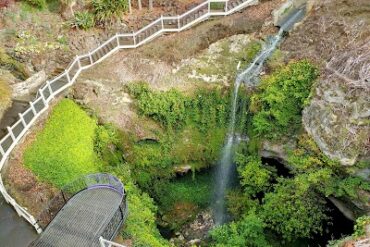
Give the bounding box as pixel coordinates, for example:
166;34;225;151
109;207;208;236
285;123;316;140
0;195;38;246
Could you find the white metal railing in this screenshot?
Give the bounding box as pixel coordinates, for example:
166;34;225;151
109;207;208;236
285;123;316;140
99;237;126;247
0;0;259;234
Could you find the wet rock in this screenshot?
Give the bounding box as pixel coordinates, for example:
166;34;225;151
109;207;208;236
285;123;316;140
182;210;214;242
174;165;192;175
12;70;46;100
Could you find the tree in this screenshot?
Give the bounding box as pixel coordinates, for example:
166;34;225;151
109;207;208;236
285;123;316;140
137;0;142;10
148;0;153;10
236;154;273;196
261;178;328;241
210;212;271;247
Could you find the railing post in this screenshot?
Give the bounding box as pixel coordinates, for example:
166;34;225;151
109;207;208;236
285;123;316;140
29;101;37;115
7;127;15;141
225;1;228;12
177;16;180;29
0;144;5;156
133;32;136;46
47;80;53;96
76;56;81;69
161;15;164;29
65;70;71;84
208;1;211;13
116;34;120;47
89;52;93;64
18;113;27;127
39;89;47;106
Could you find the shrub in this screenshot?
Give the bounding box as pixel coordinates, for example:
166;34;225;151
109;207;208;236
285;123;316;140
127;82;229;131
24;99;100;187
210;212;271;247
250;60;318;139
71;11;95;30
105;165;170;247
92;0;129;23
261;178;328;241
353;216;370;238
236;154;273;196
23;0;46;9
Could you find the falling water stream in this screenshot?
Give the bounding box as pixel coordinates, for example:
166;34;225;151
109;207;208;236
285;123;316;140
213;8;305;225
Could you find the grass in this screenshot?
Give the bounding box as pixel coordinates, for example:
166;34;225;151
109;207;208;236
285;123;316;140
154;170;215;230
24;99;101;187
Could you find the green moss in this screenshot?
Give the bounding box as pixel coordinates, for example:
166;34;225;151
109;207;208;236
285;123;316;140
0;48;30;80
24;99;101;187
0;78;12;112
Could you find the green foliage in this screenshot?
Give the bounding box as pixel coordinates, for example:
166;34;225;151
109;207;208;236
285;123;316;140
127;83;188;129
24;99;100;187
226;189;259;218
210;212;271;247
126;82;230;189
153;171;214;230
287;134;370;201
0;48;30;80
92;0;128;23
127;82;229;131
128;139;175;189
106;166;170;247
235;41;262;65
209;2;224;10
236;154;272;196
71;11;95;30
94;124;124;167
353;216;370;238
250;60;318;139
23;0;46;9
154;171;213;210
261;178;328;241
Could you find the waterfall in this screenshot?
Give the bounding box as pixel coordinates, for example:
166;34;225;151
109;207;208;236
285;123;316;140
212;8;305;225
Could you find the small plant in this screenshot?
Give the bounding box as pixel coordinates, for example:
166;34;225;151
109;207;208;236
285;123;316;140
23;0;46;9
71;11;95;30
353;216;370;237
92;0;129;23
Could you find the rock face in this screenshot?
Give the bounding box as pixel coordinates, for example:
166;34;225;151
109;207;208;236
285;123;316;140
170;210;214;247
272;0;307;27
281;0;370;166
302;43;370;166
11;70;46;101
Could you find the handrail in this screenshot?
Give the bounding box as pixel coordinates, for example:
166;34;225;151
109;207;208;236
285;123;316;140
36;173;125;229
0;0;259;234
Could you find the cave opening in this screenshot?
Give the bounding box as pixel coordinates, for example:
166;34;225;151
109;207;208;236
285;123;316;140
262;157;355;246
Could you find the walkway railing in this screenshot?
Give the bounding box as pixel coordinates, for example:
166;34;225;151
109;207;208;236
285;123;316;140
0;0;259;233
37;173;126;230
